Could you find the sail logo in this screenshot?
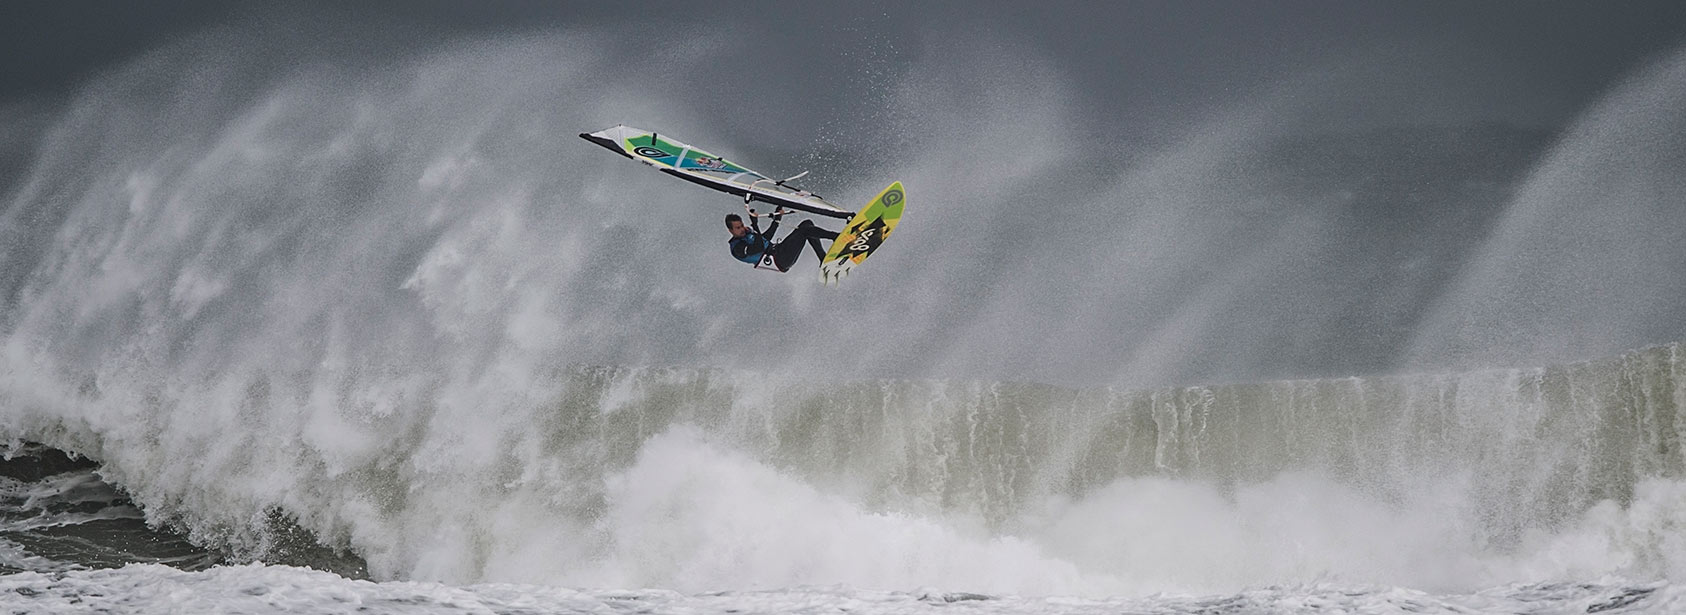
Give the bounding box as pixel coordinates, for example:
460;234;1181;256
882;190;903;206
633;146;669;159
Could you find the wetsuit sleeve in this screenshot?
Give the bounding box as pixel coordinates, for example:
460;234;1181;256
748;214;779;244
731;238;751;261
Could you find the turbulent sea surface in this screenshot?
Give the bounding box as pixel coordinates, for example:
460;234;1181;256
3;345;1686;613
5;7;1686;615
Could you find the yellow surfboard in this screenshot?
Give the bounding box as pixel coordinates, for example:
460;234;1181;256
820;182;905;285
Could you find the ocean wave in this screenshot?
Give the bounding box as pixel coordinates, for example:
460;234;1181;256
0;342;1682;593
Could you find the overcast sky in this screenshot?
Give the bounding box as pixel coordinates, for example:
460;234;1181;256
6;1;1686;385
6;1;1686;134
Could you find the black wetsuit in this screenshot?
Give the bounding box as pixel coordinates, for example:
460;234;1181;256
770;219;838;271
729;216;838;272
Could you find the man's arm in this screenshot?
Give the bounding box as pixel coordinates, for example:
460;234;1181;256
731;237;755;261
761;208;784;240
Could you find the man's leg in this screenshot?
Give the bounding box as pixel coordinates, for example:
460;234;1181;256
772;220;839;271
803;221;837;259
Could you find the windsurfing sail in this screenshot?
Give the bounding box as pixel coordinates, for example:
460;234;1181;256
579;125;854;219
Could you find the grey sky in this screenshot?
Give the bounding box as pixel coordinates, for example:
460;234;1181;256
6;1;1686;385
6;1;1686;131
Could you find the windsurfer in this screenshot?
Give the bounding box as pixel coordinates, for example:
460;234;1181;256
726;208;838;272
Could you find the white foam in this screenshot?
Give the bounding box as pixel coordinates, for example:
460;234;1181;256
0;562;1679;615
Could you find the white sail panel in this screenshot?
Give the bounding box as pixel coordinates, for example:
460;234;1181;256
580;125;853;219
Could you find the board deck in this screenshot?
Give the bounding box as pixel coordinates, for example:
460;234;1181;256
819;182;905;285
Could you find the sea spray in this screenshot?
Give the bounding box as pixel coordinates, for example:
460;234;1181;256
3;343;1684;592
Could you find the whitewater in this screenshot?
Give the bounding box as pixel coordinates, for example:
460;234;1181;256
4;12;1686;615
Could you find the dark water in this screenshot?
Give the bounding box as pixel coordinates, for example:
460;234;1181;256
0;443;218;573
0;442;366;578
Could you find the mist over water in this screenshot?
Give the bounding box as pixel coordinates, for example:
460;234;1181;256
1;10;1685;602
1408;46;1686;370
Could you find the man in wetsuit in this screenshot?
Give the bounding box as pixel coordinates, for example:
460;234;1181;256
725;208;838;272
